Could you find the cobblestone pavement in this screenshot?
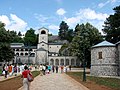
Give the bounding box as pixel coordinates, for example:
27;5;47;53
18;73;89;90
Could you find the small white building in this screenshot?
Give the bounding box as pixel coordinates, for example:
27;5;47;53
11;27;77;66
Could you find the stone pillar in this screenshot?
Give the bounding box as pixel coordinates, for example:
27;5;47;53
59;59;60;66
54;59;55;65
69;59;71;65
64;57;66;66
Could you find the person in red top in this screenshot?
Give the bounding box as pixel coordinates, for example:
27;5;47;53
22;65;32;90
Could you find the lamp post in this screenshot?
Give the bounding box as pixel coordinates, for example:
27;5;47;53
82;33;87;82
83;47;86;81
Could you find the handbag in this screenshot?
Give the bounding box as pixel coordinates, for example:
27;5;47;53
27;73;33;82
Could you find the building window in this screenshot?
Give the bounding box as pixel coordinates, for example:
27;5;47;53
98;52;102;59
25;49;28;51
50;47;51;48
57;46;58;48
16;49;19;51
42;44;44;46
41;30;46;34
20;53;23;56
21;49;24;51
25;53;28;56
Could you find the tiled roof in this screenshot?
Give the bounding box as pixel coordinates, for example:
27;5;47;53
11;46;37;49
36;48;47;51
92;41;115;48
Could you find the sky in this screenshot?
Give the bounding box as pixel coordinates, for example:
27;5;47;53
0;0;119;35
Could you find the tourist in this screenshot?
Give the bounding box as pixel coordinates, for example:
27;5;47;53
4;64;8;78
21;65;33;90
69;65;71;71
61;66;64;73
42;64;46;75
8;64;12;76
2;64;5;77
48;65;51;74
55;66;58;73
52;65;55;73
39;64;43;76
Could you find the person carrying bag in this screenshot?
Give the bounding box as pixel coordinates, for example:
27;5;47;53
22;65;33;90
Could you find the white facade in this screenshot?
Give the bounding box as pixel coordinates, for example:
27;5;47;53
11;27;77;66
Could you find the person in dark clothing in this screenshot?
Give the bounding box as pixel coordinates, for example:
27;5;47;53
56;66;58;73
52;65;55;73
69;65;71;71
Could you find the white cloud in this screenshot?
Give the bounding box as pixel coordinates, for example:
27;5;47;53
63;8;109;34
48;24;59;34
48;24;59;30
56;8;66;15
98;0;117;8
64;17;80;28
34;14;48;22
0;14;27;34
76;8;108;21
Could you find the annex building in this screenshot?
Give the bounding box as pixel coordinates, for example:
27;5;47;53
91;41;120;76
11;27;77;66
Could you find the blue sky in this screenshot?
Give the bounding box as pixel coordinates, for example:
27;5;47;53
0;0;119;35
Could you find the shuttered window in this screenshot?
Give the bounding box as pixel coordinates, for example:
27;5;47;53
98;52;102;59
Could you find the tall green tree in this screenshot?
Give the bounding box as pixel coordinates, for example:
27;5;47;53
8;31;23;43
69;23;103;67
24;28;37;46
102;5;120;43
0;22;14;62
58;21;69;40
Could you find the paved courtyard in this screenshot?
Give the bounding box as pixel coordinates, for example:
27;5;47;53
18;73;89;90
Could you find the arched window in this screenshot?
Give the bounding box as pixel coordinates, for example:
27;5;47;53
41;30;46;34
25;53;28;56
66;59;69;65
20;53;23;56
16;49;19;51
50;59;54;65
21;49;24;51
60;59;64;65
55;59;59;65
16;53;19;56
71;59;75;66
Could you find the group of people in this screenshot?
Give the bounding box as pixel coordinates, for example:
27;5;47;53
2;63;34;78
39;64;71;75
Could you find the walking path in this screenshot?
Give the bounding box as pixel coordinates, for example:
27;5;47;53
18;73;89;90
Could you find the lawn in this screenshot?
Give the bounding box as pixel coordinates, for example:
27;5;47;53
0;70;40;90
66;72;120;90
0;69;2;75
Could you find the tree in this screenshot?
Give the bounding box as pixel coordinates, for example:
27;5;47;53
102;5;120;43
18;31;22;36
0;22;14;62
0;43;14;62
8;31;23;43
69;23;103;67
58;21;69;40
24;28;38;46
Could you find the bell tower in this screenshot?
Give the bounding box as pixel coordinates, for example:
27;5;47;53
37;27;48;50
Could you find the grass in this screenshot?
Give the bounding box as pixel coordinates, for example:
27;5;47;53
0;69;2;75
31;70;40;77
0;70;40;90
66;72;120;90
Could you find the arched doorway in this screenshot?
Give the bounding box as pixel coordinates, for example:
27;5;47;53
60;59;64;65
66;59;69;65
71;59;75;66
50;59;54;65
55;59;59;65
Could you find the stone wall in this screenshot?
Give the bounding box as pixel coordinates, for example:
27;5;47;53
91;46;119;76
117;44;120;75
